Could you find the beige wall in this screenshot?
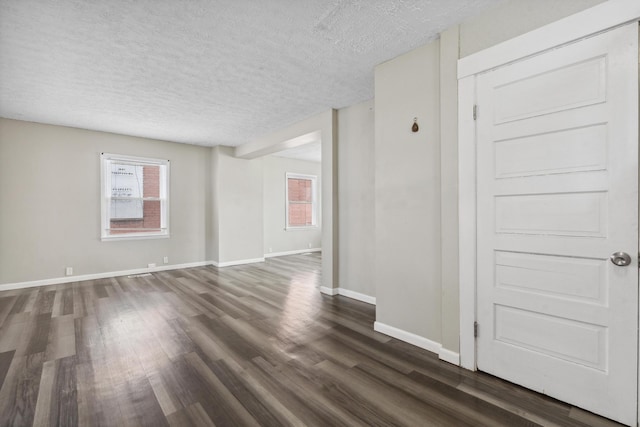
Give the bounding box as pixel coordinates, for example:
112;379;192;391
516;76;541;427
459;0;607;57
337;99;375;298
0;0;609;354
439;25;460;352
369;0;607;355
374;41;442;340
235;110;338;290
0;118;210;285
263;155;321;255
209;147;219;263
211;146;264;264
0;120;312;283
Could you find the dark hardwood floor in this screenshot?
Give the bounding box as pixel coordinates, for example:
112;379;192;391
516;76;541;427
0;253;623;426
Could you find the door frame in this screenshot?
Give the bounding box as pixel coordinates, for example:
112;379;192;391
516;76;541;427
457;0;640;419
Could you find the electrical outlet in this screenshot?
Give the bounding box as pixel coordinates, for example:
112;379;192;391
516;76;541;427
148;263;156;268
308;243;312;248
163;256;169;264
269;247;272;253
65;267;73;276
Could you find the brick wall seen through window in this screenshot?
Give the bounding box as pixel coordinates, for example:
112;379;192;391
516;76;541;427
101;153;169;240
110;165;162;234
286;173;316;228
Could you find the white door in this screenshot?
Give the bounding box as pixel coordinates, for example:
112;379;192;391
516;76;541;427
476;23;638;425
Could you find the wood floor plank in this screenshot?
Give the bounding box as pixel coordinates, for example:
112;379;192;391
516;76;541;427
51;289;64;318
0;297;18;329
180;317;235;364
0;253;625;427
22;313;52;356
191;315;265;365
45;314;76;362
0;352;45;426
22;290;39;315
74;315;106;364
147;371;179;416
219;315;294;366
8;293;29;316
185;351;261;427
570;407;623;427
0;351;15;391
51;355;78;426
32;359;55;427
315;358;474;427
166;402;215;427
33;290;56;315
76;358;124;426
246;356;354;427
359;359;535;426
276;357;400;427
198;292;251;319
234;365;306;427
105;337;168;427
151;356;201;413
34;355;78;426
0;320;27;353
61;288;75;317
201;356;283;427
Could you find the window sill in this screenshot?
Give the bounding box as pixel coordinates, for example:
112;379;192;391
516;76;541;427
285;226;319;231
101;233;170;242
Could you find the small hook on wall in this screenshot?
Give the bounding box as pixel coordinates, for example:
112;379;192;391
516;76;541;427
412;117;419;133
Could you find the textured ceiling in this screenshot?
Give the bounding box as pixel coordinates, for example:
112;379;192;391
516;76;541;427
0;0;504;147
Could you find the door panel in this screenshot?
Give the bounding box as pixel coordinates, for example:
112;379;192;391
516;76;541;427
495;192;607;237
476;23;638;425
494;305;607;371
493;55;606;124
493;124;608;178
495;251;606;303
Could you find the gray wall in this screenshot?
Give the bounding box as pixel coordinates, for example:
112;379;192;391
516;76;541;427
337;99;375;298
0;118;210;285
263;155;322;255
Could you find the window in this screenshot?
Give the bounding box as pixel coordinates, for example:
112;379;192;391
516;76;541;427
101;153;169;240
286;173;317;229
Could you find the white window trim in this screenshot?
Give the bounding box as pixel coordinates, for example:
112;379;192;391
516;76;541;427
285;172;318;230
100;153;170;241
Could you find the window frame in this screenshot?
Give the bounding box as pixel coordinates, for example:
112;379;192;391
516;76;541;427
100;153;170;241
285;172;318;230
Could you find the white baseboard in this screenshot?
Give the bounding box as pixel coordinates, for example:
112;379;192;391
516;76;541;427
438;347;461;366
319;286;338;296
374;321;442;354
336;288;376;305
318;286;376;305
211;257;265;268
264;248;321;258
0;260;213;292
373;322;461;366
